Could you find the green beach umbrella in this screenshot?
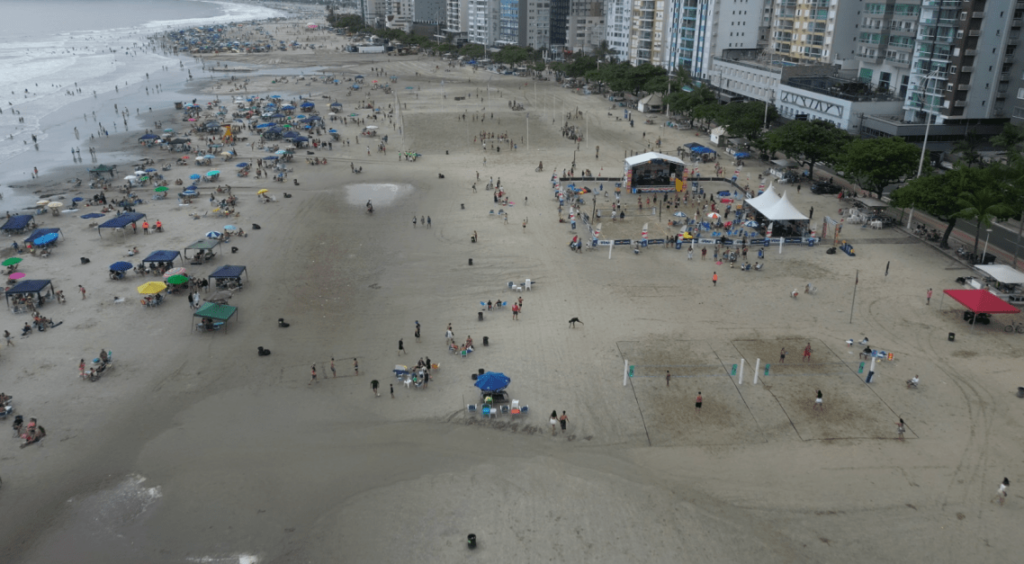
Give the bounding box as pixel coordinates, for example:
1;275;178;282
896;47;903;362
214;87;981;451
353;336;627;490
166;274;189;285
2;257;23;266
154;186;169;192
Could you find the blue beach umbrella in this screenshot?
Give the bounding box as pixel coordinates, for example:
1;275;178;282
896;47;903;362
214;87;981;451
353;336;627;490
206;231;222;239
190;174;201;179
474;372;511;392
235;162;249;168
81;213;105;219
72;197;84;202
110;261;133;272
145;167;157;172
256;123;274;128
34;233;59;246
139;134;159;140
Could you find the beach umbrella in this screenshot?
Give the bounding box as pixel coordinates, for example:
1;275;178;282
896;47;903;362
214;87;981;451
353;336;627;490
124;175;137;181
474;372;511;392
354;75;364;79
110;261;133;272
2;257;23;266
163;128;175;133
300;101;314;108
154;186;169;192
349;113;358;117
220;152;232;157
81;213;105;219
137;281;167;295
263;155;278;160
206;231;222;239
256;123;274;128
137;176;149;182
405;86;414;90
707;212;720;219
72;197;84;202
33;233;59;246
9;272;26;280
270;94;281;99
744;220;759;228
139;134;159;140
365;125;378;130
281;104;295;110
164;267;187;278
276;149;288;155
207;170;220;176
47;202;63;209
145;167;157;172
166;274;189;285
235;162;249;168
224;225;237;232
257;189;269;195
190;173;201;179
203;154;216;160
673;211;687;217
293;136;308;143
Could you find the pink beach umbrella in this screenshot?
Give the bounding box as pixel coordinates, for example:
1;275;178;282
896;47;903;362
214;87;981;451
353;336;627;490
9;272;26;280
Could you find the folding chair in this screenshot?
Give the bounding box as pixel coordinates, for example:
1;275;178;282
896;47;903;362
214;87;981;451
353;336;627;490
511;399;520;409
520;405;529;415
500;405;510;415
467;404;477;413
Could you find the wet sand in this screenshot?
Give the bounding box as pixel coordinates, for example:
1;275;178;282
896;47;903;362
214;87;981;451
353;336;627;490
2;19;1024;564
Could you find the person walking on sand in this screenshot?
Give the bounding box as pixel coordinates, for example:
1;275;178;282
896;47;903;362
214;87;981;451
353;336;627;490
412;216;417;228
559;411;568;432
79;285;86;300
927;288;932;305
896;418;906;440
512;303;519;320
665;370;671;387
372;379;379;397
330;357;336;378
390;383;394;398
993;478;1010;505
701;247;707;260
695;391;703;413
309;364;317;385
550;411;559;436
803;342;812;362
414;320;421;341
712;272;718;286
814;390;824;411
353;358;359;375
398;338;406;355
79;358;86;379
780;347;787;363
5;330;14;347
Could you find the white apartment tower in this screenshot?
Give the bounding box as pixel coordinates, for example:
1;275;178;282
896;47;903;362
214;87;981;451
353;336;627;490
605;0;632;59
769;0;857;64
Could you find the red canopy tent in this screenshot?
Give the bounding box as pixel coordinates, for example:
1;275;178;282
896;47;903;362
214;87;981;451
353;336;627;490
943;289;1020;329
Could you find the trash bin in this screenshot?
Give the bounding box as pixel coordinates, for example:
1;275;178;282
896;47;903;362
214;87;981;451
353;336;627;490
478;368;485;376
471;236;476;243
477;311;483;321
468;258;473;265
467;534;477;549
483;336;489;346
1017;386;1024;398
948;332;955;342
460;203;465;209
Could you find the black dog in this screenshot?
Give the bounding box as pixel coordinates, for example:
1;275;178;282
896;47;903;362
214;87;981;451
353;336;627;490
278;318;290;328
80;257;91;265
568;317;584;328
438;173;445;179
258;346;271;356
252;224;261;230
231;246;239;254
283;192;292;198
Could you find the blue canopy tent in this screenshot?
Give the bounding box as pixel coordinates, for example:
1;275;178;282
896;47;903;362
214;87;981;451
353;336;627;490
734;152;751;159
23;228;63;243
474;372;511;392
141;250;182;268
1;215;35;234
5;279;55;308
208;264;248;286
97;212;147;238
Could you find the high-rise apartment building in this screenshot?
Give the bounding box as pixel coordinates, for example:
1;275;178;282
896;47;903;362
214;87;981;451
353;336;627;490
853;1;921;100
566;0;607;54
629;0;670;65
769;0;857;64
446;0;470;34
551;0;572;48
605;0;632;59
468;0;502;44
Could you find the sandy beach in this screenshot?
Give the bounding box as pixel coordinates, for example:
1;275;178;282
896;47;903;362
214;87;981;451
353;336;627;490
1;18;1023;564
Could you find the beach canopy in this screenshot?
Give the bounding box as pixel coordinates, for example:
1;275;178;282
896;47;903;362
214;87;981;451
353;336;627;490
1;215;35;233
110;261;133;272
5;279;54;306
137;281;167;295
748;191;808;221
734;152;751;159
192;301;238;333
81;213;105;219
974;264;1024;285
22;228;62;244
943;289;1021;315
139;133;159;140
97;212;147;237
141;250;182;266
208;264;247;283
33;233;59;246
624;151;685;167
474;371;511;392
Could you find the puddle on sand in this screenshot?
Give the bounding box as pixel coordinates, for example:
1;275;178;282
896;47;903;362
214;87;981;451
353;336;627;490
345;183;414;207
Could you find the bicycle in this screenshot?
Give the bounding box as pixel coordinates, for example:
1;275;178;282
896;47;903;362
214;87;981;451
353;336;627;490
1005;320;1024;334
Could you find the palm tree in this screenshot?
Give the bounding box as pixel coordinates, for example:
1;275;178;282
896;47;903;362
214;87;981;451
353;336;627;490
991;124;1024;153
952;130;984;168
956;184;1013;254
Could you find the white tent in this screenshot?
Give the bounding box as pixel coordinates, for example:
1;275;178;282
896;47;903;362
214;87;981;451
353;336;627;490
759;191;809;221
744;184;780;213
624;152;685;167
976;264;1024;285
638;94;663;113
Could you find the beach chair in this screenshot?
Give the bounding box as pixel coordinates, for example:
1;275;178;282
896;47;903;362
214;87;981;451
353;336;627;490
525;279;532;291
404;377;413;389
467;404;477;413
500;405;510;415
481;405;491;417
511;399;520;410
520;405;529;415
480;301;487;310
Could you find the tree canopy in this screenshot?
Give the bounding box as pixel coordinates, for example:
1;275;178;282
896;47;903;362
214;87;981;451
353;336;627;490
716;101;778;146
767;120;851;178
834;136;920;199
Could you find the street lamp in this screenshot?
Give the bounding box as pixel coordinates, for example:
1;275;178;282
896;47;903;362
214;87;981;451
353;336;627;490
983;228;993;262
908;70;942;230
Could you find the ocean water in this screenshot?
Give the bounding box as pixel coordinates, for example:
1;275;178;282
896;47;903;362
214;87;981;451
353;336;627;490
0;0;287;203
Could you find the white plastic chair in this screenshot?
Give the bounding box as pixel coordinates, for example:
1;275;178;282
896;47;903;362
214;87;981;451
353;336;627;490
404;378;413;389
525;279;531;291
511;399;520;409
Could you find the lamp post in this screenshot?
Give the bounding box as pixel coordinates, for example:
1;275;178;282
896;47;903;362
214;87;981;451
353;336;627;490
983;228;993;262
908;70;942;230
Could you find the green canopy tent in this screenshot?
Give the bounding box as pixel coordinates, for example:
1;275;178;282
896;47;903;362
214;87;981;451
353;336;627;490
192;302;238;333
184;239;222;264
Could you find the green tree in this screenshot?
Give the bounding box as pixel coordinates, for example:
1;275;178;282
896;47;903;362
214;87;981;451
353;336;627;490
691;102;720;130
952;129;984;168
767;120;851;179
992;123;1024;156
834;136;920;199
888;165;978;248
534;60;546;72
955;172;1014;254
716;102;778;146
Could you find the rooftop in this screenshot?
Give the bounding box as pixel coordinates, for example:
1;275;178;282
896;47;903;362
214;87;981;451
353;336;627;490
786;76;900;102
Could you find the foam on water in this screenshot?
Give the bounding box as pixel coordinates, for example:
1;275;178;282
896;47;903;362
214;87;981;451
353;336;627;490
346;183;416;207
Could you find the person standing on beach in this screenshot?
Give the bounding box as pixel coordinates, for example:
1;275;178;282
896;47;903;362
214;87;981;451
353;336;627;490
814;390;824;411
398;338;406;355
5;330;14;347
896;418;905;440
665;370;671;387
309;364;317;385
803;343;812;362
559;411;568;432
414;320;421;341
390;383;395;398
372;379;379;397
993;478;1010;505
712;272;718;287
695;392;703;413
780;348;786;363
78;285;86;300
927;288;932;305
330;357;336;378
79;359;86;379
353;358;359;375
550;411;559;436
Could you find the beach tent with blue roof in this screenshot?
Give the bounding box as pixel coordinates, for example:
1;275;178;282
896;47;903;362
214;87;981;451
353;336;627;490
5;279;54;308
97;212;146;238
23;228;63;243
1;215;36;234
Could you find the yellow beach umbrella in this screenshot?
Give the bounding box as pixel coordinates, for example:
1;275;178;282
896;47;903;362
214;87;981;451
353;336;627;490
257;189;269;195
35;200;50;207
137;281;168;295
47;202;63;209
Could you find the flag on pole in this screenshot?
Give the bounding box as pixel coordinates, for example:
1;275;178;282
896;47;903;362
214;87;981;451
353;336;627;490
593;223;601;238
766;221;774;238
642;223;649;240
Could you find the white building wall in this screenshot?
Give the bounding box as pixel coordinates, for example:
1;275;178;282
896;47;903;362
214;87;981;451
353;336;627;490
604;0;630;59
446;0;469;33
468;0;501;44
